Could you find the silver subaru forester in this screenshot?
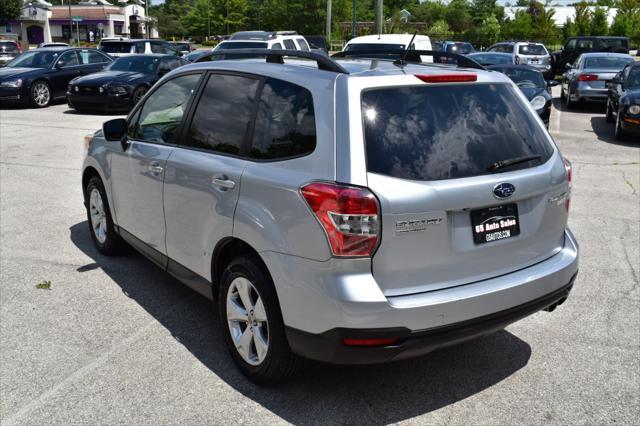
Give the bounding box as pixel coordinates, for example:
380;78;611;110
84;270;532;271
82;50;579;384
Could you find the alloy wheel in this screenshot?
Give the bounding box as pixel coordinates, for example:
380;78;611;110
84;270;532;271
89;188;107;244
226;277;269;366
32;82;50;107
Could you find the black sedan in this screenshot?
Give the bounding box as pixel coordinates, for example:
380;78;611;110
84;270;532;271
0;47;112;108
606;61;640;141
67;54;188;113
488;65;558;128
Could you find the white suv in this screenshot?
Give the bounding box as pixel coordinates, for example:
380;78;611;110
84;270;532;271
215;31;311;51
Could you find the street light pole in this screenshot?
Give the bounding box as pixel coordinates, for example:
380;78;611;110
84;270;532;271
145;0;149;38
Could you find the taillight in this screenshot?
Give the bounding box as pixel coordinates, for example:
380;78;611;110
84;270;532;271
415;74;477;83
300;182;380;257
578;74;598;81
563;158;572;212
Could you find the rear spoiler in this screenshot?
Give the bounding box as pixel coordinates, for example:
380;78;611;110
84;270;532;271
331;49;486;71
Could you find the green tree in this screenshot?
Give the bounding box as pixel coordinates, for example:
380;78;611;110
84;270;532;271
574;1;592;35
409;0;448;26
0;0;22;21
445;0;472;33
426;19;453;38
502;10;532;39
480;14;501;44
590;6;609;35
610;0;640;43
563;18;578;39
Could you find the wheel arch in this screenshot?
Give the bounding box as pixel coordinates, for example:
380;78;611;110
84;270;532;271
211;237;272;299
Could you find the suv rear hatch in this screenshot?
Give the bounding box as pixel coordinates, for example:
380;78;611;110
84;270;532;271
360;79;570;296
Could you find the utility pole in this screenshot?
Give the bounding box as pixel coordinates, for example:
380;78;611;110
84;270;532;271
145;0;149;38
351;0;356;38
325;0;332;47
207;0;211;40
374;0;383;35
68;0;73;44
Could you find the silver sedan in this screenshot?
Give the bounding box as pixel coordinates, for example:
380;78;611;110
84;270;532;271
561;52;634;109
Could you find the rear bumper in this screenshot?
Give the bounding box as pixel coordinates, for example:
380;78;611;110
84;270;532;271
263;229;579;364
286;275;575;364
574;86;608;102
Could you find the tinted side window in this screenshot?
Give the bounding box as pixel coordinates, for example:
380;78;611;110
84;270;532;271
80;50;110;64
565;39;576;51
134;42;146;53
361;84;553;181
283;39;296;50
184;74;259;155
251;78;316;160
271;43;283;49
131;74;201;144
57;51;79;67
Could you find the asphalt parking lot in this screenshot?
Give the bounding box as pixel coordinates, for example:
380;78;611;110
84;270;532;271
0;90;638;425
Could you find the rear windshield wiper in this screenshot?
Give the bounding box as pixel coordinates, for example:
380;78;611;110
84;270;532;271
486;155;542;172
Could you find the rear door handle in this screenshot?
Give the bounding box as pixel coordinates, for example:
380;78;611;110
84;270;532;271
148;161;163;175
212;175;235;190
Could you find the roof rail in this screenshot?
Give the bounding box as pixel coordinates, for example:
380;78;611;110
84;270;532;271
331;49;486;70
276;31;298;36
194;49;349;74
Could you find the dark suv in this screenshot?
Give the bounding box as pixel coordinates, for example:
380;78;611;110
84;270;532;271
553;36;629;76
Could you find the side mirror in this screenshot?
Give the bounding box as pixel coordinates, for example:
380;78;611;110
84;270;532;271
564;63;572;70
54;61;64;69
547;80;559;87
611;75;622;85
103;118;128;150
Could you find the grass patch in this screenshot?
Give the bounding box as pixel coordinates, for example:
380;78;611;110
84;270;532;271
36;280;52;290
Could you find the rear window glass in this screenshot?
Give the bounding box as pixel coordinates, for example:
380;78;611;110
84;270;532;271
447;43;474;54
361;84;553;181
100;42;133;53
600;38;628;51
518;44;547;55
345;43;405;51
216;41;268;50
0;42;18;53
584;56;632;70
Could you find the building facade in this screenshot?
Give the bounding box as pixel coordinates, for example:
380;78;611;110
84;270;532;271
1;0;157;45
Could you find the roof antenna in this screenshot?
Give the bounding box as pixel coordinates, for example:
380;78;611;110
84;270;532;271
395;32;417;66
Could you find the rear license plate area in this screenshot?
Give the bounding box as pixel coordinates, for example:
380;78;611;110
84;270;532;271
471;203;520;244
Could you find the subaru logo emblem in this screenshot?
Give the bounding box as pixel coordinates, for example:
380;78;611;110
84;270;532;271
493;183;516;199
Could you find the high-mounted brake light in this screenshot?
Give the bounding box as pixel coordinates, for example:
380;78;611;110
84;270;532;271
578;74;598;82
300;182;380;257
563;158;572;212
415;74;477;83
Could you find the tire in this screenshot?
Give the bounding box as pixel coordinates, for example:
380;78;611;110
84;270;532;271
605;98;614;123
85;175;121;255
614;108;627;141
30;80;51;108
219;255;303;384
564;87;573;109
132;86;148;106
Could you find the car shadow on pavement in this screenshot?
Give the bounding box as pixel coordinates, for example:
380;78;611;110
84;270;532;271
62;108;124;116
590;116;639;148
70;221;532;424
552;97;606;114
